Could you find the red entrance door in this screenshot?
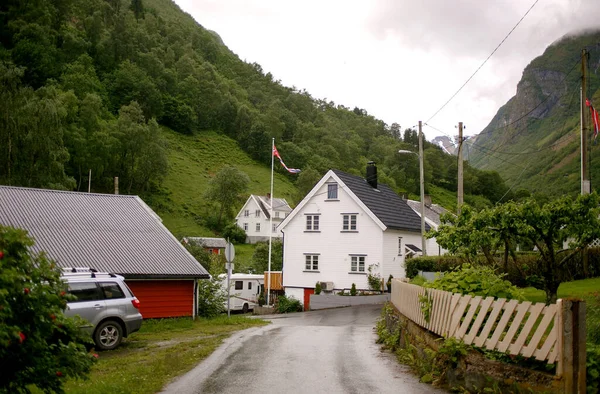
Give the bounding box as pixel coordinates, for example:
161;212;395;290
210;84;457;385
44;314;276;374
303;288;314;311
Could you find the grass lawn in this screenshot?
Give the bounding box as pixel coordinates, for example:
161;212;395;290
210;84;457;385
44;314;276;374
62;316;268;394
521;277;600;304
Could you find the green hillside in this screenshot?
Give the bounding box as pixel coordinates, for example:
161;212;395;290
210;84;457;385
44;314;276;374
0;0;516;238
469;31;600;197
146;128;296;237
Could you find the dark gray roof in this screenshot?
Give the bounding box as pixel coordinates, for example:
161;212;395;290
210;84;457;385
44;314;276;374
0;186;209;279
406;244;422;253
185;237;227;249
332;170;430;233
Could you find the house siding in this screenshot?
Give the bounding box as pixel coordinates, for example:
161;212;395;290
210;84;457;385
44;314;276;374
282;175;383;292
381;230;421;282
235;196;287;244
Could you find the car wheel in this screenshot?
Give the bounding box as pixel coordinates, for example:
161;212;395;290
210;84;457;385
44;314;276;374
94;320;123;351
242;303;249;314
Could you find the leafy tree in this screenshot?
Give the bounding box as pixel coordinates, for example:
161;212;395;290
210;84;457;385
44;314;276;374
222;222;246;244
0;226;96;393
251;239;283;273
432;193;600;303
204;165;250;227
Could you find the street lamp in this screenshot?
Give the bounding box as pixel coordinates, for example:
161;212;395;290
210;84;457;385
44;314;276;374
398;122;427;256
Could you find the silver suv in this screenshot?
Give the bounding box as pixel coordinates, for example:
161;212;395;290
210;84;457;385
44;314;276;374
62;268;143;350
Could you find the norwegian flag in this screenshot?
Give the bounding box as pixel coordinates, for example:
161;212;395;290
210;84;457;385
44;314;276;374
273;145;301;174
586;99;600;142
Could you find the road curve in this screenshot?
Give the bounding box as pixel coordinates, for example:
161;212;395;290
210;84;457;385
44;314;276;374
161;304;444;394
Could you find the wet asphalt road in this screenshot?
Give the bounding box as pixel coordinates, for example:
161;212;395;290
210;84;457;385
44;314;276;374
161;304;444;394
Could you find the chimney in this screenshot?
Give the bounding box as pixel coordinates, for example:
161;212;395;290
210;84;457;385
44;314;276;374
114;177;119;195
366;161;377;189
424;194;432;207
266;193;271;199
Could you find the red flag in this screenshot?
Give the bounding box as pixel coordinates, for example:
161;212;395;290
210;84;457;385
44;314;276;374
272;144;300;174
587;99;600;141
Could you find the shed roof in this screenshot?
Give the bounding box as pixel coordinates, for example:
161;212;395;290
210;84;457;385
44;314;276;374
185;237;227;249
332;170;430;232
405;200;449;227
0;186;209;279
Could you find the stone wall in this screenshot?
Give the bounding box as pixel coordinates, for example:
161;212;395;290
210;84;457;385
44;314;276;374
383;304;564;393
309;294;389;310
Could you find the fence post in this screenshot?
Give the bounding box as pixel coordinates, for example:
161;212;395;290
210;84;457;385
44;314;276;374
559;299;587;394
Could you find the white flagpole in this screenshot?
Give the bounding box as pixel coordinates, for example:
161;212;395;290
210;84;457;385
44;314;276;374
267;138;274;307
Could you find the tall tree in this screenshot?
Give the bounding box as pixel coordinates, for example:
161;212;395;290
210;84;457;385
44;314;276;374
204;165;250;227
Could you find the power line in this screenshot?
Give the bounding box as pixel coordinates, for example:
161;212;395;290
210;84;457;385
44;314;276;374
425;0;541;124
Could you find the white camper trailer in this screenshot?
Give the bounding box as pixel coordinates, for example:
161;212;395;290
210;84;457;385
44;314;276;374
219;273;264;313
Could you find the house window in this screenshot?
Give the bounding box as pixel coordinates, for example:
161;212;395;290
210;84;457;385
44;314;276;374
256;223;261;232
275;211;280;218
244;210;249;217
243;223;248;231
248;282;252;290
272;223;277;232
305;254;319;271
255;209;261;217
342;214;357;231
235;281;243;290
350;255;366;272
398;237;403;256
327;184;338;199
306;214;320;231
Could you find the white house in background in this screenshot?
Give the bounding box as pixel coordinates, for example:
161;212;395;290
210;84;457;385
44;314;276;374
279;163;430;309
405;198;449;256
235;194;292;244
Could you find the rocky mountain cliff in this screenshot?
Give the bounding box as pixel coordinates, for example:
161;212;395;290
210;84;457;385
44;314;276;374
468;30;600;197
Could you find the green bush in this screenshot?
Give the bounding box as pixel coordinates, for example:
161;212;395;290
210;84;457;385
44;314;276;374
350;283;357;296
222;222;247;244
587;344;600;394
276;295;302;313
367;264;382;291
405;256;462;279
410;275;428;286
0;226;96;394
197;277;226;318
315;282;322;295
424;264;523;300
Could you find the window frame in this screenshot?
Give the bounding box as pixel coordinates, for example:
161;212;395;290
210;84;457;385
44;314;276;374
398;237;403;256
255;209;261;218
234;281;243;290
342;213;358;231
243;222;248;231
244;209;249;217
304;254;319;272
327;183;338;200
256;223;261;232
349;255;366;273
305;214;320;232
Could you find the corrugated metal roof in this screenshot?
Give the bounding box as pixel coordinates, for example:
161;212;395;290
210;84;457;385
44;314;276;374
0;186;209;279
332;170;430;233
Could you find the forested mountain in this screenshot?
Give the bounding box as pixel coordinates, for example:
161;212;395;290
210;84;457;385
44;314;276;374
468;30;600;198
0;0;511;236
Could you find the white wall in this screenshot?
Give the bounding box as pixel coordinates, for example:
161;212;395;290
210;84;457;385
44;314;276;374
236;197;285;242
282;175;384;292
381;229;421;282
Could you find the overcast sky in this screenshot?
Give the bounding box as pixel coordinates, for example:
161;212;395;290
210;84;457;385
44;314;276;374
174;0;600;141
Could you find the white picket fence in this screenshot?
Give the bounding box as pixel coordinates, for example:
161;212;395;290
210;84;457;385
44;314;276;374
391;280;560;365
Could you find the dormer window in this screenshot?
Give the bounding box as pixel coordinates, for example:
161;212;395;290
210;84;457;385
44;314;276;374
327;184;338;200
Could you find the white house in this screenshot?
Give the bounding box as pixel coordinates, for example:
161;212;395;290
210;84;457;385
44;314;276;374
279;163;430;308
235;194;292;244
405;198;448;256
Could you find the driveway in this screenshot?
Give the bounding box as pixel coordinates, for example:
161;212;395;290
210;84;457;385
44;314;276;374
161;304;444;394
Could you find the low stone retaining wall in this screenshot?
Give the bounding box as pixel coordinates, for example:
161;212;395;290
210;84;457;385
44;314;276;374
382;303;563;393
309;294;390;310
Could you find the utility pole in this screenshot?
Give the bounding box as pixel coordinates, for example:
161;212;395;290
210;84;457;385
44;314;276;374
581;49;590;195
418;121;427;256
457;122;464;214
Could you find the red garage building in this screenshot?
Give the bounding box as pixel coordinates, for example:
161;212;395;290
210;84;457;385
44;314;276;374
0;186;210;319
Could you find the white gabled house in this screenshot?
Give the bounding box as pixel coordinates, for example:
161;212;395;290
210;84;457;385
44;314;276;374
235;194;292;244
279;163;430;308
405;198;448;256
